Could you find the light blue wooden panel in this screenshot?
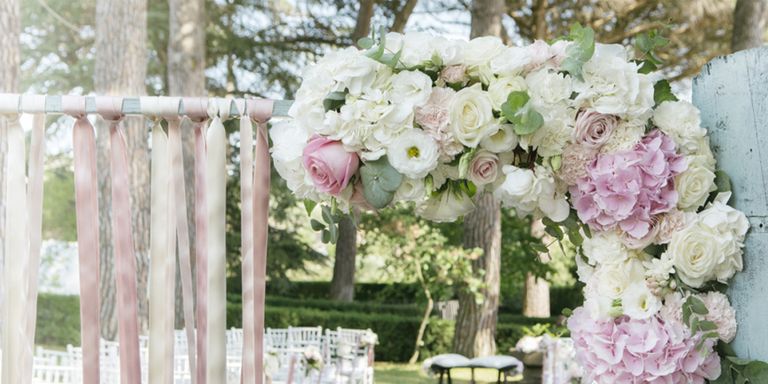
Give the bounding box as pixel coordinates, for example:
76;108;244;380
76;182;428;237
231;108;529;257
693;47;768;360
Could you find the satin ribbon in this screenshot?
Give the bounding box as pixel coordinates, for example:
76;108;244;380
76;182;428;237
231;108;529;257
65;96;101;384
2;112;27;384
241;99;273;384
240;105;256;383
20;112;46;384
168;116;198;383
148;122;175;384
206;100;228;384
184;97;209;384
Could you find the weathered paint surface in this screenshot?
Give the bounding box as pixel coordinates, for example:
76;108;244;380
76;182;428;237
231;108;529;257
693;46;768;360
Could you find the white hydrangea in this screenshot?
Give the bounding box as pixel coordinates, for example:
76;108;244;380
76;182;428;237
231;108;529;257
653;100;708;154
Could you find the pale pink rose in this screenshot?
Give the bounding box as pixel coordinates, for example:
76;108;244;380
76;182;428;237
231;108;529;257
468;150;499;186
415;87;463;159
574;109;619;148
302;136;359;196
700;291;738;343
439;64;468;84
559;144;597;185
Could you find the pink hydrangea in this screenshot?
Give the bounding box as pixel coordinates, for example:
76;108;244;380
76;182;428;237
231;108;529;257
570;130;687;239
568;307;721;384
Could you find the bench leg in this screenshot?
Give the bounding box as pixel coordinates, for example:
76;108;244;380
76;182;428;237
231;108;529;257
470;368;475;384
438;370;444;384
447;369;452;384
497;370;502;384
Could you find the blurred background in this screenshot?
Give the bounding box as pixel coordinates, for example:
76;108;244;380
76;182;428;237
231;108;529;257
0;0;766;382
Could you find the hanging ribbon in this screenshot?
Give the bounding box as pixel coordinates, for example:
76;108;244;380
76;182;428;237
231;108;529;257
183;97;210;384
240;101;256;384
165;97;198;384
146;97;176;384
206;98;229;384
242;99;273;384
20;95;47;384
2;94;27;384
64;95;101;384
98;97;142;384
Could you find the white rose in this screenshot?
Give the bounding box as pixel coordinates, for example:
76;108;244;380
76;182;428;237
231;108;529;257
416;189;476;222
652;101;707;154
581;231;632;265
487;75;527;109
480;122;518;153
494;165;538;213
676;156;717;211
394;177;426;203
387;129;440;179
389;70;433;108
449;84;495;147
699;195;749;281
461;36;504;67
666;223;725;288
490;46;530;76
621;282;661;319
435;37;466;66
576;44;655;119
385;32;432;67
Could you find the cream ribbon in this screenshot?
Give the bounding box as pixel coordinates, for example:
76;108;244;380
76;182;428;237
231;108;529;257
2;108;28;384
206;99;228;384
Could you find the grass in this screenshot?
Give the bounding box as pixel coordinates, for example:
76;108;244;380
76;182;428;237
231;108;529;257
374;362;525;384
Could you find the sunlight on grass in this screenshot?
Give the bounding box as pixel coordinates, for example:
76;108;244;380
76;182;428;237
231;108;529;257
374;362;524;384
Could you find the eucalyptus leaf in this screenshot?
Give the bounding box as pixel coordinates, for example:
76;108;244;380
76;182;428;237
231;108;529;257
357;37;374;49
687;296;709;315
359;156;403;209
304;199;318;216
323;91;347;112
560;23;595;80
310;219;325;231
715;170;732;193
743;360;768;382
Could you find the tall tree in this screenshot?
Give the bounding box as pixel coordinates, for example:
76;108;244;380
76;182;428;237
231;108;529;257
453;0;506;358
94;0;150;338
523;220;550;317
732;0;767;52
0;0;20;346
168;0;206;327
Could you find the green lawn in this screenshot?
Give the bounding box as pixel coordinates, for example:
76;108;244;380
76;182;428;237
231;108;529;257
374;363;525;384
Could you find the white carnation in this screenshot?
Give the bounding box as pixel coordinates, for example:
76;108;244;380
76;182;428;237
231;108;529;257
653;101;707;154
581;231;632;266
387;129;440;179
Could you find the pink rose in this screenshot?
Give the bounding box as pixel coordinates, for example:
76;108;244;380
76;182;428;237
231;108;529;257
302;136;359;196
574;109;619;148
468;150;499;186
439;64;468;84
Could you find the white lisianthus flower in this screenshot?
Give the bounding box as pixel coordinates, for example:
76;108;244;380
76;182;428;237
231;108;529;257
394;177;426;203
269;121;316;199
461;36;504;67
416;188;475;222
667;194;748;288
576;44;655;119
581;231;632;265
487;75;527;109
480;123;519;153
621;282;661;319
676;155;717;211
389;70;433;108
653;101;708;154
387;129;440;179
490;46;530;76
449;84;495;147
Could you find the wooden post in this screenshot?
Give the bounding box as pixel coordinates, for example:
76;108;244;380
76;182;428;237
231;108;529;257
693;46;768;360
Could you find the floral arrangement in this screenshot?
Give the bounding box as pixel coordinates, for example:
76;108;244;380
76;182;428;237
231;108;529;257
271;26;765;382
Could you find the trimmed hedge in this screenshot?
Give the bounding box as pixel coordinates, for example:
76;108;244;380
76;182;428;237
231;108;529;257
36;293;81;347
262;295;426;317
262;281;427;303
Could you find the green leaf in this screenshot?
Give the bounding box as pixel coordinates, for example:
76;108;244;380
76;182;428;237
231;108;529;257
516;109;544;135
698;320;718;332
310;219;325;231
560;23;595;80
357;37;374;49
568;227;583;247
304;200;318;216
458;148;478;179
323;91;347;112
714;170;732;193
542;217;564;240
687;296;709;315
743;360;768;382
711;358;733;384
530;241;549;254
637;59;658;74
501;91;544;135
727;356;753;366
359;156;403;209
321;229;331;244
653;80;678;106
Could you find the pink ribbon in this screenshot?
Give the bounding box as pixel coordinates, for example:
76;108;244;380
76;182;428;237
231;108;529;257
185;97;210;384
243;99;273;384
65;96;101;384
168;116;198;383
240;108;256;383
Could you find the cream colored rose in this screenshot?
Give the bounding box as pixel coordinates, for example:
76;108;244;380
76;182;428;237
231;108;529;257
676;156;716;211
449;84;495;147
666;224;723;288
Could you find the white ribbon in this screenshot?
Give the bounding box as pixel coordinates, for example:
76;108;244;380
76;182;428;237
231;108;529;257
206;99;228;384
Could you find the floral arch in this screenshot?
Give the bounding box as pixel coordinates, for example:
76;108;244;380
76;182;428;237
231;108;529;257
270;26;764;382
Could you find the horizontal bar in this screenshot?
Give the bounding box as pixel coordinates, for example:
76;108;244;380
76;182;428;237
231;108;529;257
2;94;293;118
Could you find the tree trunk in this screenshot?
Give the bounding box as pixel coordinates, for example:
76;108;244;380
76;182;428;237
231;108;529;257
732;0;768;52
453;0;505;358
0;0;20;348
409;270;434;364
391;0;419;33
94;0;149;339
330;215;356;302
454;194;501;357
168;0;206;329
352;0;376;42
524;220;550;318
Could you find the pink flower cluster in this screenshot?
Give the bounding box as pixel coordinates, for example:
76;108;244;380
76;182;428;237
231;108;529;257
568;308;721;384
570;130;687;239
